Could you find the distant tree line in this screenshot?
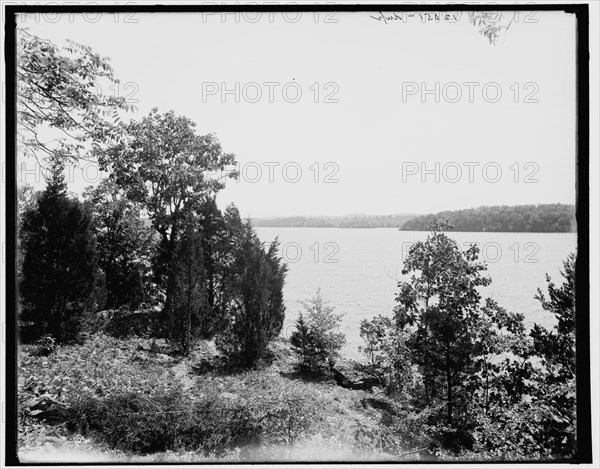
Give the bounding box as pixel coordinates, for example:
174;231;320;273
253;214;415;229
399;204;575;232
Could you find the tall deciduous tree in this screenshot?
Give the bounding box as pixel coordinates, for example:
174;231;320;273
395;220;491;425
19;157;96;343
100;108;237;319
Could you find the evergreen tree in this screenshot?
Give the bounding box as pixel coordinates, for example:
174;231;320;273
290;291;346;373
19;157;96;343
290;313;316;370
167;217;206;355
217;220;287;367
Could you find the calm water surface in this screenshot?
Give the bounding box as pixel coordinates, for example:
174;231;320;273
255;228;577;359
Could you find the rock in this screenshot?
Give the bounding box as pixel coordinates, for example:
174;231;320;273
362;396;394;412
331;360;381;391
154;353;171;364
191;358;214;375
28;397;70;423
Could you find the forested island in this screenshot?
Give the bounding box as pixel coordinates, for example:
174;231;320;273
399;204;576;232
252;204;575;232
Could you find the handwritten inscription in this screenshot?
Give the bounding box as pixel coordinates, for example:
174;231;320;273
369;11;462;24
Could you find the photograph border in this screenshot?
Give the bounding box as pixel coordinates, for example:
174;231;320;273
3;2;591;465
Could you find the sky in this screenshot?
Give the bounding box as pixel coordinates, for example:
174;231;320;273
17;9;577;218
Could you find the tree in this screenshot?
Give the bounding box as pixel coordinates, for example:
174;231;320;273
167;217;206;355
217;220;287;367
290;290;346;373
528;252;577;457
17;184;38;277
19;156;96;343
531;252;576;376
101;108;237;321
290;313;317;371
465;254;577;459
395;220;491;426
17;29;133;164
359;314;413;394
359;315;393;369
467;298;530;416
84;179;155;310
195;200;241;337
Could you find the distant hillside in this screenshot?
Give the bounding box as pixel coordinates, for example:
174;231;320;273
252;214;416;228
399;204;576;232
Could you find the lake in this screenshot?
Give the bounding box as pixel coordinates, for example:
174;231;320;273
255;227;578;360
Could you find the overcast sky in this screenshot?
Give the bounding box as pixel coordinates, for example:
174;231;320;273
18;9;577;218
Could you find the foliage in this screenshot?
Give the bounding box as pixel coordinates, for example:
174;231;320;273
19;157;96;343
100;108;238;335
196;201;244;337
69;380;321;455
400;204;575;233
32;335;57;357
358;315;414;395
395;220;491;426
100;108;237;255
84;179;156;310
19;334;322;456
17;184;38;278
531;253;576;376
469;11;514;45
217;219;287;367
290;290;346;373
528;252;577;457
462;253;577;459
166;218;206;355
17;29;133;163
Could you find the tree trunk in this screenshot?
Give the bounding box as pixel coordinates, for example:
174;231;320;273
446;342;453;424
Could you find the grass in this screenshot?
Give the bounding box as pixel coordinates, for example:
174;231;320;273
18;333;427;462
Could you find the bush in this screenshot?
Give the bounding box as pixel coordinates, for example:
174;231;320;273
290;290;346;373
33;335;57;357
19;337;323;457
69;381;320;455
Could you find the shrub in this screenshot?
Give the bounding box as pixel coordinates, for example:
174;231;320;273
33;335;57;357
69;381;320;455
290;290;346;373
